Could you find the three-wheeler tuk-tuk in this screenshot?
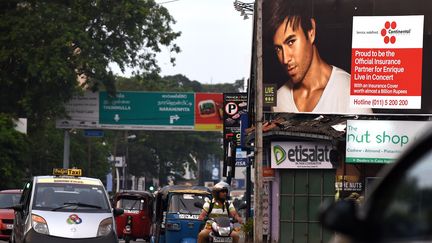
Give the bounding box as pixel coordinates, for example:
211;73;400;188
113;190;154;243
150;185;211;243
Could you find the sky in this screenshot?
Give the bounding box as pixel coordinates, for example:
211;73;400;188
112;0;254;84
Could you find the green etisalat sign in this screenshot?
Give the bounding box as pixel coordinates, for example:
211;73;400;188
99;91;194;129
273;145;286;165
271;142;334;169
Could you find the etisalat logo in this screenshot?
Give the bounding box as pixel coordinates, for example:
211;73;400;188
273;144;331;165
380;21;411;44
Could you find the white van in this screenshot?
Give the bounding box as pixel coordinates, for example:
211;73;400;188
11;169;123;243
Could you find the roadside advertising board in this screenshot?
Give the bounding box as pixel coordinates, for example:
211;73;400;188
271;141;335;169
351;16;423;109
235;148;248;167
194;93;223;131
263;0;432;114
223;93;248;151
346;120;431;163
56;91;224;131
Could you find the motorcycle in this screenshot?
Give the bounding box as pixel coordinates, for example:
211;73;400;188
207;216;234;243
194;202;246;243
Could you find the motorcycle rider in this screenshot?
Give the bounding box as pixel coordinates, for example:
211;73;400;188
198;181;243;243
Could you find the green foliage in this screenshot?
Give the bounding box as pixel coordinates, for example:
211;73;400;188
26;122;111;180
0;0;180;121
0;114;28;189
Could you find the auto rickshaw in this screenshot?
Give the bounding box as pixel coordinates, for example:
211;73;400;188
113;190;154;243
150;185;211;243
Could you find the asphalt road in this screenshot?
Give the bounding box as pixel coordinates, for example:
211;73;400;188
0;240;147;243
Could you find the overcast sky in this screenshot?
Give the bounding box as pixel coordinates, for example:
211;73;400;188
112;0;253;84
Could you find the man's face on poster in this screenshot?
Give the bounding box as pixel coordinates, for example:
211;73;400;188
273;17;315;85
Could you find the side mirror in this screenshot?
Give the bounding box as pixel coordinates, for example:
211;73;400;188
113;208;124;217
237;203;247;210
194;201;204;209
319;199;365;238
11;204;24;212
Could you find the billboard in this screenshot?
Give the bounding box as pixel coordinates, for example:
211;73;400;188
346;120;431;163
262;0;432;115
271;141;335;169
56;91;223;131
194;93;223;131
223;93;248;147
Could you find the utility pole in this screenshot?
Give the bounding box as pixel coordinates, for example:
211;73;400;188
63;130;70;169
253;0;263;241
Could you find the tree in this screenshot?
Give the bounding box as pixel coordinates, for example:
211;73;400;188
0;0;180;123
0;114;28;189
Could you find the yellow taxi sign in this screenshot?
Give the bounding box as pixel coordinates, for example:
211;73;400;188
52;168;82;177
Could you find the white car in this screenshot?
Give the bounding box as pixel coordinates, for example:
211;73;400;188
11;169;123;243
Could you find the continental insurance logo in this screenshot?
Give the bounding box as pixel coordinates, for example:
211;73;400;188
381;21;411;44
273;144;331;165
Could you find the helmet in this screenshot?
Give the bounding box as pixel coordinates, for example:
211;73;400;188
212;181;230;200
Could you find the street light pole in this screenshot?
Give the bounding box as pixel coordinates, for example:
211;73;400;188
253;0;264;242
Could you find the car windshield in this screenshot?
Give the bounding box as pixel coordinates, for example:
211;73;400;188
168;193;209;214
32;183;110;212
0;193;21;208
117;197;147;211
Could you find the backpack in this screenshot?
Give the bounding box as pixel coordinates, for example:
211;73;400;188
207;200;230;216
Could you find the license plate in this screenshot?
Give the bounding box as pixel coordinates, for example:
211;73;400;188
212;236;232;242
6;224;13;230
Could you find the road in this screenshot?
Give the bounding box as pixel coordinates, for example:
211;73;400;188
0;240;147;243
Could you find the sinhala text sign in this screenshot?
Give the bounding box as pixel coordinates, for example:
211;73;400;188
56;91;224;131
346;120;431;163
99;91;194;130
271;142;334;169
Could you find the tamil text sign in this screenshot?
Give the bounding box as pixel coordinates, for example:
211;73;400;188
57;91;224;131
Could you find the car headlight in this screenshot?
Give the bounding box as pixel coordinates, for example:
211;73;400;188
97;217;113;237
32;214;49;235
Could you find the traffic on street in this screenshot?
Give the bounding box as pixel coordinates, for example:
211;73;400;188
2;0;432;242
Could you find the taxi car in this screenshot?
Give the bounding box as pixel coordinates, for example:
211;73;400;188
11;168;123;243
0;189;22;240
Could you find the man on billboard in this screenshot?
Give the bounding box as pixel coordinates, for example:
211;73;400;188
264;0;371;114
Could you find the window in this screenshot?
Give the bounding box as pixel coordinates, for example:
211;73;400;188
32;183;110;212
380;149;432;239
168;194;209;214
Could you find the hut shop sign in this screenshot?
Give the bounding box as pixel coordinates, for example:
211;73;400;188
271;142;334;169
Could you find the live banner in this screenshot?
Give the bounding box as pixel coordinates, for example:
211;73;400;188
350;15;424;109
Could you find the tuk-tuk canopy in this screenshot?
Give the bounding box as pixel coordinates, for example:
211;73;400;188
114;190;154;200
157;185;211;200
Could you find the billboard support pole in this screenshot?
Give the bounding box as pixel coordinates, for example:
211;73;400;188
63;130;70;169
254;0;264;242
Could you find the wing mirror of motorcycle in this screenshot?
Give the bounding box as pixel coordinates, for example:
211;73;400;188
194;201;204;209
113;208;124;217
237;203;247;210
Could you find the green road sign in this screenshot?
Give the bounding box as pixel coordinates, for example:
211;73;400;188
99;92;194;130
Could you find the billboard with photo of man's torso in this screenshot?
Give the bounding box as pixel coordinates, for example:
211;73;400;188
262;0;432;115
